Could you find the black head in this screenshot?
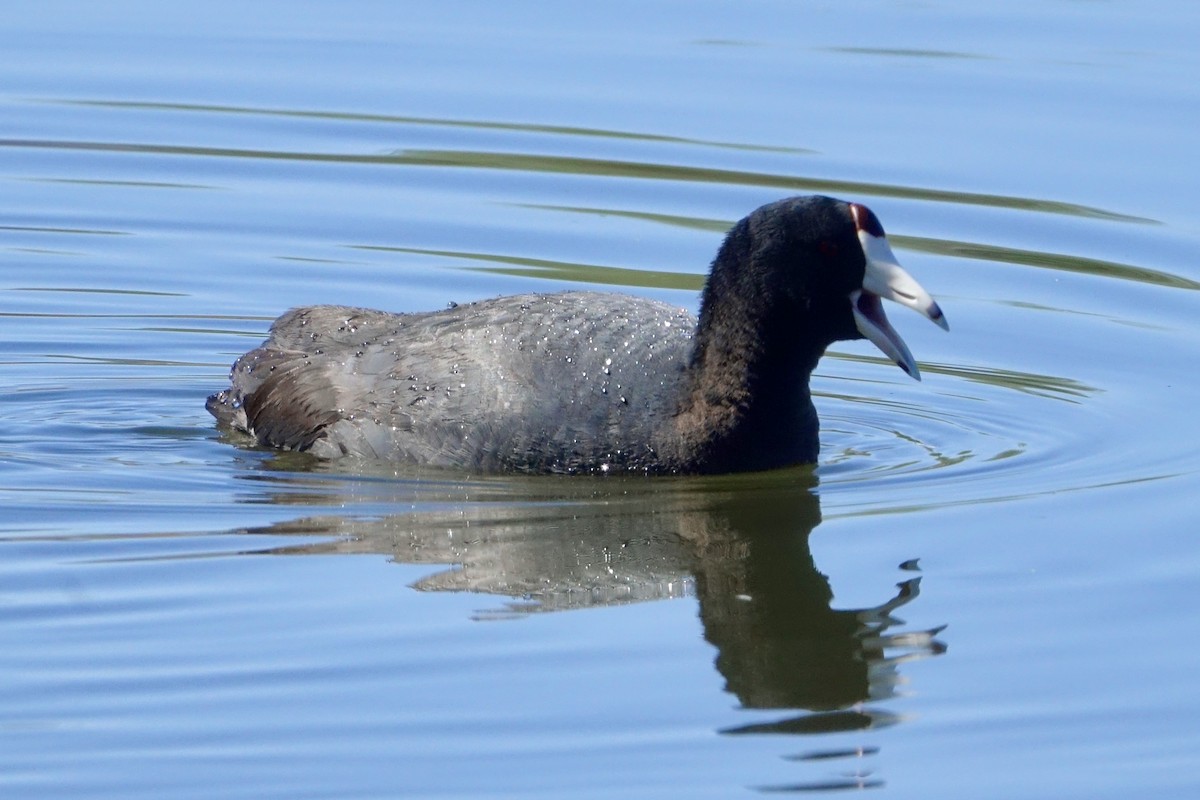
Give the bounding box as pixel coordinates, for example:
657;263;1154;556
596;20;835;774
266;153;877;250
697;195;947;379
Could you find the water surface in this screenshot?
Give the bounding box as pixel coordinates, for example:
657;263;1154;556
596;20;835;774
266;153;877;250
3;2;1200;797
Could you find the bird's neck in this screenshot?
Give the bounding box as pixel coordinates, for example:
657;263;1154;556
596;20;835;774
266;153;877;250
669;312;824;473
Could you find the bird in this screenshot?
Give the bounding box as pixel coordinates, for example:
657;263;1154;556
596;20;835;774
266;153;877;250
207;195;948;475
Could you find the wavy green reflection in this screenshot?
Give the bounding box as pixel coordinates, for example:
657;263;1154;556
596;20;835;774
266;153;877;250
826;353;1096;401
894;235;1199;291
515;203;731;233
398;149;1148;222
0;137;1146;223
354;245;703;290
44;98;809;155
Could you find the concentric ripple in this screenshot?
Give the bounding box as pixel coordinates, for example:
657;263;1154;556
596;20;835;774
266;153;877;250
814;352;1113;513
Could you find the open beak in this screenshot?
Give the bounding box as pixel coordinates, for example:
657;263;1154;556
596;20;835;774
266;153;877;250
848;204;948;381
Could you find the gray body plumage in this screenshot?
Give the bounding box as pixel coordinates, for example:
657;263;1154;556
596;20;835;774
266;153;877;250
207;293;699;473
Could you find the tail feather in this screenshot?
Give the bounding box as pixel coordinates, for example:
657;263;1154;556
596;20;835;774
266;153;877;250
207;345;340;451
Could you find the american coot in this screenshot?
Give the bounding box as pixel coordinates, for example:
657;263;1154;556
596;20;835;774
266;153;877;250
207;195;948;474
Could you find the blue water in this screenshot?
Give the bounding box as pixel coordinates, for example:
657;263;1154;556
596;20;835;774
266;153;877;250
3;1;1200;797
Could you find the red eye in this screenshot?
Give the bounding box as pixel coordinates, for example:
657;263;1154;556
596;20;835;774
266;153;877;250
818;240;839;257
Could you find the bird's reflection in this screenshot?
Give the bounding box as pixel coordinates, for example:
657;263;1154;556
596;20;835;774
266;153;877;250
241;461;946;790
